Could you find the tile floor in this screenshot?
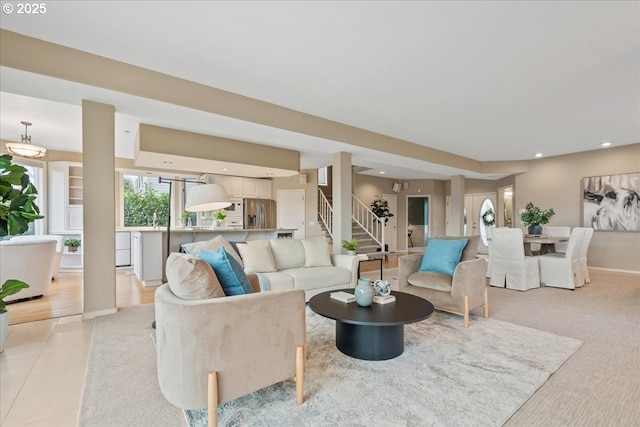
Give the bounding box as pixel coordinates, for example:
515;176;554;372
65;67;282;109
1;315;94;427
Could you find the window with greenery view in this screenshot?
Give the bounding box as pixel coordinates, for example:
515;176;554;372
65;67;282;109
123;175;170;227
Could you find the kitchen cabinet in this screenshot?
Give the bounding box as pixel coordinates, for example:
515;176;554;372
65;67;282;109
257;179;272;199
130;231;163;286
202;174;272;199
49;162;83;233
116;231;131;267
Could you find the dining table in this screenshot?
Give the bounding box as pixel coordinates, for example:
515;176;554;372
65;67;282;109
523;235;568;256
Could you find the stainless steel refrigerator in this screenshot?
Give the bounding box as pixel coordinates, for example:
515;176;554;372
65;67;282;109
243;198;276;229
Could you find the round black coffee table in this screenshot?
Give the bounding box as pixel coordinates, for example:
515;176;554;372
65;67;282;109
308;289;434;360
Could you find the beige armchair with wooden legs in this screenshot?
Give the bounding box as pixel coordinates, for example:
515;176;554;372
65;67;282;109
398;235;488;328
154;285;306;427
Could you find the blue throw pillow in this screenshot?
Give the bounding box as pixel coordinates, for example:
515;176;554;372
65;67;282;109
199;247;253;296
418;238;469;276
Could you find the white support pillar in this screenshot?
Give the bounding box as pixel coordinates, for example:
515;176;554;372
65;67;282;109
449;175;465;236
82;100;117;318
332;152;352;254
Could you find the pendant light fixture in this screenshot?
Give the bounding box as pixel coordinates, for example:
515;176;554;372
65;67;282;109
5;121;47;158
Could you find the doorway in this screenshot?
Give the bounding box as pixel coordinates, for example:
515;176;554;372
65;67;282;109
276;189;306;239
382;193;397;252
407;195;430;251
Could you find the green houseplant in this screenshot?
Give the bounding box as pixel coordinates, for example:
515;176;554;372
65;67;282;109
341;238;359;255
64;238;81;253
1;154;43;351
370;196;394;224
520;202;555;235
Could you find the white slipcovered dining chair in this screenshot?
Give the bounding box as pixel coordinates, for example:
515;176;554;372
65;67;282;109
538;227;586;290
489;228;540;291
579;227;594;284
542;226;571;254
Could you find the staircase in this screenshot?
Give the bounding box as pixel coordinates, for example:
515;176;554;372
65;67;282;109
318;189;385;254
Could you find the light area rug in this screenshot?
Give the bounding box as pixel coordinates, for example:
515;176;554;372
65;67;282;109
80;301;582;427
189;306;582;427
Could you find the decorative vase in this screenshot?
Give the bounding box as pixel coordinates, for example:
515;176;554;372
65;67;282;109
347;250;357;256
69;246;78;253
528;224;543;235
355;278;374;307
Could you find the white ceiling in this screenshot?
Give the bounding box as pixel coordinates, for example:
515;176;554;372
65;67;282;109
1;1;638;179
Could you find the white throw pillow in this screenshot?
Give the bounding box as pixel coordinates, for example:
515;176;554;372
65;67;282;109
165;252;224;300
269;238;306;270
181;235;243;267
302;238;332;268
236;242;277;274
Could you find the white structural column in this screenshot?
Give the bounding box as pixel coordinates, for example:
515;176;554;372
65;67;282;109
450;175;465;236
332;152;352;254
82;100;117;318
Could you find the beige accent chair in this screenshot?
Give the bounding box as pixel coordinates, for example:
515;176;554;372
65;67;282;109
538;227;586;290
398;235;488;328
154;285;306;427
489;228;540;291
0;238;56;301
579;227;594;284
11;234;64;279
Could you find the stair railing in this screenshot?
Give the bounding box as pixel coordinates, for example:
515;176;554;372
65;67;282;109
318;189;333;238
352;194;385;253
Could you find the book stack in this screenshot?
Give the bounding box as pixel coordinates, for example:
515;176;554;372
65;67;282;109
330;291;356;303
357;254;369;261
373;295;396;304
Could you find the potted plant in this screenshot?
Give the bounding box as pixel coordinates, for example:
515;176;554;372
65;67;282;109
0;154;43;352
180;211;192;228
370;196;393;252
64;238;81;253
214;210;227;227
370;196;394;224
520;202;555;235
341;238;359;255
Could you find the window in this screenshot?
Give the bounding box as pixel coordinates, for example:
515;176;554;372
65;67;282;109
123;175;170;227
318;167;328;186
12;159;45;235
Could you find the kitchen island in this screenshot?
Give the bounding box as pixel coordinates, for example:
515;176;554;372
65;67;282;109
125;228;296;286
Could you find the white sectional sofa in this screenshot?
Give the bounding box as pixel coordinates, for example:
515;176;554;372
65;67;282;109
182;236;358;301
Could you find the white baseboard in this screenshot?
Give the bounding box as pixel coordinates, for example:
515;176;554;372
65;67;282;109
590;266;640;276
83;308;118;320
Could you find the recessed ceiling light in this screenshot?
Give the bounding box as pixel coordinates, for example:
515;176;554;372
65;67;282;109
222;168;229;171
601;141;612;147
379;171;386;174
535;153;543;158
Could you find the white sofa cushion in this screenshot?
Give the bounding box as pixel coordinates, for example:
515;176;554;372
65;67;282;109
165;252;224;300
181;235;243;267
301;238;332;267
280;266;351;291
236;242;277;274
268;238;306;270
258;272;295;291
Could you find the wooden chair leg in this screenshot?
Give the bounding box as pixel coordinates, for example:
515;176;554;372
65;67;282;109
463;295;469;328
483;287;489;319
208;371;218;427
296;345;304;405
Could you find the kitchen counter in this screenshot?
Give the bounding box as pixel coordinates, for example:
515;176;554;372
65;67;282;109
127;228;297;287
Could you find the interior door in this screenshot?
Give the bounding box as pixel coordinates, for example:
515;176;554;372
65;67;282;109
276;189;305;238
382;193;397;252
